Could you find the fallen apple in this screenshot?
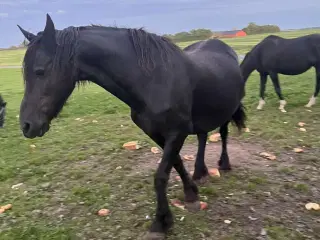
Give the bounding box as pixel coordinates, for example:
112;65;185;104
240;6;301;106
259;152;276;160
209;133;221;142
151;147;161;154
123;141;140;150
293;148;304;153
98;208;110;216
183;155;195;161
305;202;320;211
208;168;220;177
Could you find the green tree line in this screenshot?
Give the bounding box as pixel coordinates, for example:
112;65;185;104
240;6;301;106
242;22;280;35
163;29;213;43
163;23;281;42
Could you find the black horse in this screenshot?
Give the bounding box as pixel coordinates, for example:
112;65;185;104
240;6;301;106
240;34;320;112
0;94;7;128
18;14;246;239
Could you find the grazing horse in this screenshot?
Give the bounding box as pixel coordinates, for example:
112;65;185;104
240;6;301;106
0;95;7;128
18;14;246;239
240;34;320;112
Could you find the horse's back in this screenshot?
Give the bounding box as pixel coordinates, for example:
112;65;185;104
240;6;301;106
184;39;239;63
251;34;320;74
184;40;245;132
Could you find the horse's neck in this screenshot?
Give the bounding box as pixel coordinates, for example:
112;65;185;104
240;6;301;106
78;62;144;113
78;27;193;119
241;56;256;81
77;30;145;112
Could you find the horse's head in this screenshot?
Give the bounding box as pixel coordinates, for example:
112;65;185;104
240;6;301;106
0;95;6;128
17;14;77;138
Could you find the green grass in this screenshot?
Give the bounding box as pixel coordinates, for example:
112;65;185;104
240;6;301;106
1;30;320;239
0;49;25;66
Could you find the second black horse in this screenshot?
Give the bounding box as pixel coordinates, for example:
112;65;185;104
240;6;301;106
241;34;320;112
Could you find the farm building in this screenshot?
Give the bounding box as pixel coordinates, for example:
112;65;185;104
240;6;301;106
212;30;247;38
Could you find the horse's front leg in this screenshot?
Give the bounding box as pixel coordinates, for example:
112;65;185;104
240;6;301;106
270;72;286;112
145;132;188;240
305;66;320;107
257;73;268;110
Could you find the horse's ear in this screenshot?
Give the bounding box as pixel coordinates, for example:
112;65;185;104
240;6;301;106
41;13;57;54
17;25;36;42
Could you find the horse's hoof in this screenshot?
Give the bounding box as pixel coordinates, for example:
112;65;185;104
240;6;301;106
219;165;232;171
193;175;209;185
185;201;201;212
143;232;166;240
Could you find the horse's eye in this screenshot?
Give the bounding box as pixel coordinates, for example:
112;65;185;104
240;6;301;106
35;69;45;76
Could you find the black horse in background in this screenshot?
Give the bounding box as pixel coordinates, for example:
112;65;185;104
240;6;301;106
17;14;246;239
240;34;320;112
0;95;7;128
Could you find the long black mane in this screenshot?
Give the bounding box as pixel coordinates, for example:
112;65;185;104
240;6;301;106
22;25;184;80
128;28;183;75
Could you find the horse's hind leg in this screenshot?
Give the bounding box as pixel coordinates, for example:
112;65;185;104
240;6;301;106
306;67;320;107
192;133;209;184
270;72;286;112
218;122;232;170
257;73;268;110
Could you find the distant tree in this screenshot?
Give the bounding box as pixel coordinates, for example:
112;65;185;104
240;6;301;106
17;38;29;48
22;38;29;47
163;28;213;42
242;22;280;35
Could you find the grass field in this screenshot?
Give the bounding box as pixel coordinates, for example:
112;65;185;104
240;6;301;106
0;30;320;240
0;49;26;67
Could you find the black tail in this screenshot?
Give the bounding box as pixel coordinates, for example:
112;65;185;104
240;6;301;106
231;103;247;133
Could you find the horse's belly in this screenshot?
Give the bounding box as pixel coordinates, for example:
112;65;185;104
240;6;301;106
277;65;312;75
191;87;243;133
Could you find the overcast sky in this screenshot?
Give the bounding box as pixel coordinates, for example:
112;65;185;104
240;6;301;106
0;0;319;48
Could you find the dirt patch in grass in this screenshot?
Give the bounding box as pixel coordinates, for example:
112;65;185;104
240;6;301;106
1;140;319;240
131;138;273;177
125;138;320;240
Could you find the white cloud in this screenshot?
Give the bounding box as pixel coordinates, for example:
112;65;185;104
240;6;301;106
0;0;39;6
0;1;15;5
0;12;8;18
56;10;66;14
23;9;42;14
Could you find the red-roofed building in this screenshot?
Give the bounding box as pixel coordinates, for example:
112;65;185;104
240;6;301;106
213;30;247;38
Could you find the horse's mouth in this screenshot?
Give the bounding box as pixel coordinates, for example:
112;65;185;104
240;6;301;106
22;122;50;139
38;123;50;137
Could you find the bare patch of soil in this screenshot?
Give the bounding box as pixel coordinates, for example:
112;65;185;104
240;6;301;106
131;138;271;177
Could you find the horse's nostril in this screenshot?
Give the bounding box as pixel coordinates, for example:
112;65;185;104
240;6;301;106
23;122;31;133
